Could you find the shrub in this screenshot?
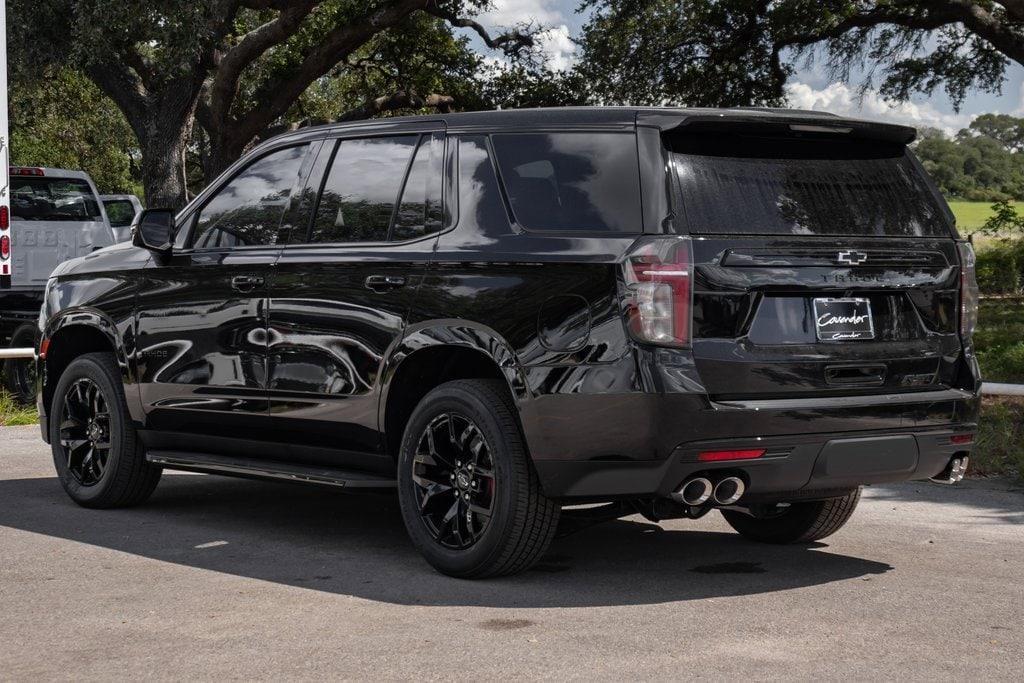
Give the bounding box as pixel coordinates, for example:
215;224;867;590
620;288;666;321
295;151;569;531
975;246;1020;294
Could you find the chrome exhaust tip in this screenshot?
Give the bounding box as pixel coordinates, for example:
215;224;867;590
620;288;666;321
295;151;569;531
713;476;746;505
672;477;714;506
931;456;970;484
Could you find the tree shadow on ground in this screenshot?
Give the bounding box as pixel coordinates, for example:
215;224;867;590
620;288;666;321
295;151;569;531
0;474;892;608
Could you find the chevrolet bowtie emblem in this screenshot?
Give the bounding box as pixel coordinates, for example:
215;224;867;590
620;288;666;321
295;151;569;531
837;250;868;266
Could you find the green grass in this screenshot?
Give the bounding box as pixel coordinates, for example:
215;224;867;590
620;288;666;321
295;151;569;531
975;396;1024;480
947;200;997;233
0;390;38;426
975;299;1024;383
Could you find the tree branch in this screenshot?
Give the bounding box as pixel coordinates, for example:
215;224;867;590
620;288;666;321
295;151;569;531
336;89;454;121
226;0;428;150
424;0;534;53
84;60;149;143
208;0;318;125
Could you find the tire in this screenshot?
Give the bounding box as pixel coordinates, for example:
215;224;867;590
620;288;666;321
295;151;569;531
3;323;38;404
49;352;161;508
720;488;861;544
397;379;560;578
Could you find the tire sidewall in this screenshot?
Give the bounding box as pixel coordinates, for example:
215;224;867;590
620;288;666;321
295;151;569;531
3;324;38;403
49;355;127;505
397;385;521;576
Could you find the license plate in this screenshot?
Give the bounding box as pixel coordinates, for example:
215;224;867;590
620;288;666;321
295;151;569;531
813;298;874;341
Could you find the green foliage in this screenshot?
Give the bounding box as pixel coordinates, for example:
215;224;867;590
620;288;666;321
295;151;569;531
915;123;1024;202
975;247;1020;295
975;300;1024;382
975;397;1024;479
9;68;141;194
575;0;1015;110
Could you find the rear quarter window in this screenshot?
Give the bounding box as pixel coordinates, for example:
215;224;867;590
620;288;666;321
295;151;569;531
491;132;641;232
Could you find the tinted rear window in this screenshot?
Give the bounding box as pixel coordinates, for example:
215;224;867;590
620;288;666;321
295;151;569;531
669;134;951;237
11;177;102;221
491;132;641;232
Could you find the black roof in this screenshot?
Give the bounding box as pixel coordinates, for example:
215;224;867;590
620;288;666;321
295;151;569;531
273;105;916;147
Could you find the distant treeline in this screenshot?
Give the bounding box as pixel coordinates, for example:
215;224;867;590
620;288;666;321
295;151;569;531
916;114;1024;202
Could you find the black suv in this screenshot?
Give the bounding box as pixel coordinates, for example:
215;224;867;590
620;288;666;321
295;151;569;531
36;107;981;578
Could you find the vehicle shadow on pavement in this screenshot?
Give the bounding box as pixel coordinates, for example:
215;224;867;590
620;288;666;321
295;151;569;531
0;473;892;607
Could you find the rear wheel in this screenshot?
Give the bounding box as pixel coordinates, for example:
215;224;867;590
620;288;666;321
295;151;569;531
3;323;38;404
49;352;161;508
721;488;861;544
397;379;560;578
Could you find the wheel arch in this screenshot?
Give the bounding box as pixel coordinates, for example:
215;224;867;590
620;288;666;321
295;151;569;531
42;311;128;417
380;321;529;461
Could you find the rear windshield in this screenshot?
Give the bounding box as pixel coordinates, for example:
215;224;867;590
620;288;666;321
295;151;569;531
103;199;136;227
669;134;951;238
11;177;102;221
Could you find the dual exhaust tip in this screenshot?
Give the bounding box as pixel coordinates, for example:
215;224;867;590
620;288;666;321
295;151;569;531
673;475;745;506
930;456;970;484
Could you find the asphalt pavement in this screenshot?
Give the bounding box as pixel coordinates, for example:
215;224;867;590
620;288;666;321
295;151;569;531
1;425;1022;680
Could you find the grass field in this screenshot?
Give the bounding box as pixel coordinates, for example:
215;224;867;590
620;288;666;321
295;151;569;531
947;200;996;233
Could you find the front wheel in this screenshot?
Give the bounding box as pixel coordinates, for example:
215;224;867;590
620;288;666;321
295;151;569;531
397;379;560;578
49;352;161;508
720;488;861;544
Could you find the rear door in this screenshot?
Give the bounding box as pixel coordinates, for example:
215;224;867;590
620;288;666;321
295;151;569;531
667;130;963;399
267;129;444;470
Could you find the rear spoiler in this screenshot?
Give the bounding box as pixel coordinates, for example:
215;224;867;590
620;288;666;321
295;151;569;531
637;110;917;146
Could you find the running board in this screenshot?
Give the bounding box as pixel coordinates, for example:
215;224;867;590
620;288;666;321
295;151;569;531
145;451;397;489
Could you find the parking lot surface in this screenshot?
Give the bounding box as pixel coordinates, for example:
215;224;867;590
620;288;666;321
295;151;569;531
2;425;1022;680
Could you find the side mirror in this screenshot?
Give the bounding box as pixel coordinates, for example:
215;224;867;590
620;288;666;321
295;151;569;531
133;208;175;257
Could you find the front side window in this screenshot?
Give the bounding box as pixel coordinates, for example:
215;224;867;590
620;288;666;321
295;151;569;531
311;136;418;243
491;132;642;232
193;144;308;249
11;177;102;221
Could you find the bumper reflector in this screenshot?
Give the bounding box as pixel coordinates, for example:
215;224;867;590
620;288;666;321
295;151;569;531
950;433;974;445
697;448;766;462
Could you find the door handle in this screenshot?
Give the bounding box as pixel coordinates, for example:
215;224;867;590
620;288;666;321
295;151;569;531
231;274;265;291
364;274;406;291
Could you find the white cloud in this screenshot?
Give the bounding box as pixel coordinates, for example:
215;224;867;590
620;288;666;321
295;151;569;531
536;25;576;71
785;81;973;136
480;0;563;27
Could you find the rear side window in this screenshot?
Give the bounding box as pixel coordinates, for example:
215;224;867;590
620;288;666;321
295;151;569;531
104;199;136;227
491;132;641;232
11;177;102;221
669;134;951;237
311;136;418;243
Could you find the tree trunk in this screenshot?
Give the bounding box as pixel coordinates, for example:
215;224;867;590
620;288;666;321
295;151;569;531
204;131;250;187
140;79;205;210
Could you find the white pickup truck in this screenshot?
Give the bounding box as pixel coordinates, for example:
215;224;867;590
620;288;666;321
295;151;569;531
1;166;114;401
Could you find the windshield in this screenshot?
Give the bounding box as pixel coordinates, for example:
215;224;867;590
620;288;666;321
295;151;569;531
10;177;103;222
669;134;952;238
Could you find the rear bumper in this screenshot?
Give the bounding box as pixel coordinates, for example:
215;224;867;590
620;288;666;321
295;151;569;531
527;387;980;500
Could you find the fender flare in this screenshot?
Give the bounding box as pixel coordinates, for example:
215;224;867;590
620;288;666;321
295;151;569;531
377;319;530;430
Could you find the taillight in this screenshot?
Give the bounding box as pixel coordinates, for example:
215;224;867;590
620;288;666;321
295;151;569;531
622;237;693;347
0;235;9;259
0;206;8;230
958;242;979;341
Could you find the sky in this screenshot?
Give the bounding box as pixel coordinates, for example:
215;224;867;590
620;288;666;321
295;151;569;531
466;0;1024;136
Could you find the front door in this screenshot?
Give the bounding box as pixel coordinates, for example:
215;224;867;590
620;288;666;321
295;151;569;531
134;143;315;448
267;131;445;471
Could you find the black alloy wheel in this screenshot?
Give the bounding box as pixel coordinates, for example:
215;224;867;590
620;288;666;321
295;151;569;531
58;377;112;486
411;412;496;549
